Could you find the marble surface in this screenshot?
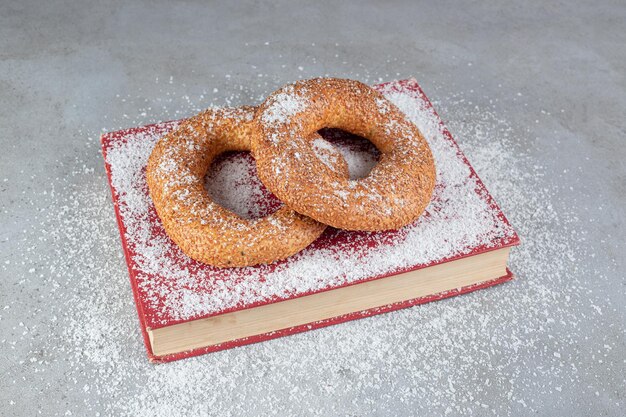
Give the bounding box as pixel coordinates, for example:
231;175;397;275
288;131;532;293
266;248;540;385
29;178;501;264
1;1;624;415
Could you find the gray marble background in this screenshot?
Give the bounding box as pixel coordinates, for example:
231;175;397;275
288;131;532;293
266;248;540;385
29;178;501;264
1;1;624;416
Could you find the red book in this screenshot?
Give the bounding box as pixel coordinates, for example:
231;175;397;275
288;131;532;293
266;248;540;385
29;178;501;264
101;79;519;363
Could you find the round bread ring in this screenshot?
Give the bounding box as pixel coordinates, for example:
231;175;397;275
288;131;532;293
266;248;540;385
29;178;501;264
251;78;437;231
146;106;348;267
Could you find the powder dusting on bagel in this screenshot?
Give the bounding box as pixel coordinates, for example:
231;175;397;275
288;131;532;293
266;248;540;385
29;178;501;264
204;152;281;220
145;106;339;267
105;82;516;322
252;78;436;231
311;138;341;170
261;85;309;128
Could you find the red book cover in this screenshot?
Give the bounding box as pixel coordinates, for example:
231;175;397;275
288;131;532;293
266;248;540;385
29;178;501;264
101;79;520;363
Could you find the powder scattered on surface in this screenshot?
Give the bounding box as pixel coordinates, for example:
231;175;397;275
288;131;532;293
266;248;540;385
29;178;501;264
1;77;622;417
102;82;517;325
204;152;280;219
318;129;380;179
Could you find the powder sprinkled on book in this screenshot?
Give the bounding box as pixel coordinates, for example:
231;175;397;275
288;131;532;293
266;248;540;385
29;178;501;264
101;79;519;361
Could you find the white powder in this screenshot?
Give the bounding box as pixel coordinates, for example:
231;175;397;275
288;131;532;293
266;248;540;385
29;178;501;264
4;79;621;417
261;86;307;126
204;152;281;219
103;83;517;325
313;133;379;179
376;97;391;114
311;137;338;169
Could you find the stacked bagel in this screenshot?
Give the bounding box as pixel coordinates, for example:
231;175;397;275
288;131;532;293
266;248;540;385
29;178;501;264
146;78;436;267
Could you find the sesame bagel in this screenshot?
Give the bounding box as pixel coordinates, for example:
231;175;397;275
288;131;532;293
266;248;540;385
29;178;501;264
251;78;436;231
146;106;348;267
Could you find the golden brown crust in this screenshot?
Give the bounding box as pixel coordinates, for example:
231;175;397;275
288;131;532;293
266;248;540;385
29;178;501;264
251;78;437;231
146;106;347;267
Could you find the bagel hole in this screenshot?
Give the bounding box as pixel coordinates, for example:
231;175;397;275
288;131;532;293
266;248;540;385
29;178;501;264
204;151;283;219
317;128;380;179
